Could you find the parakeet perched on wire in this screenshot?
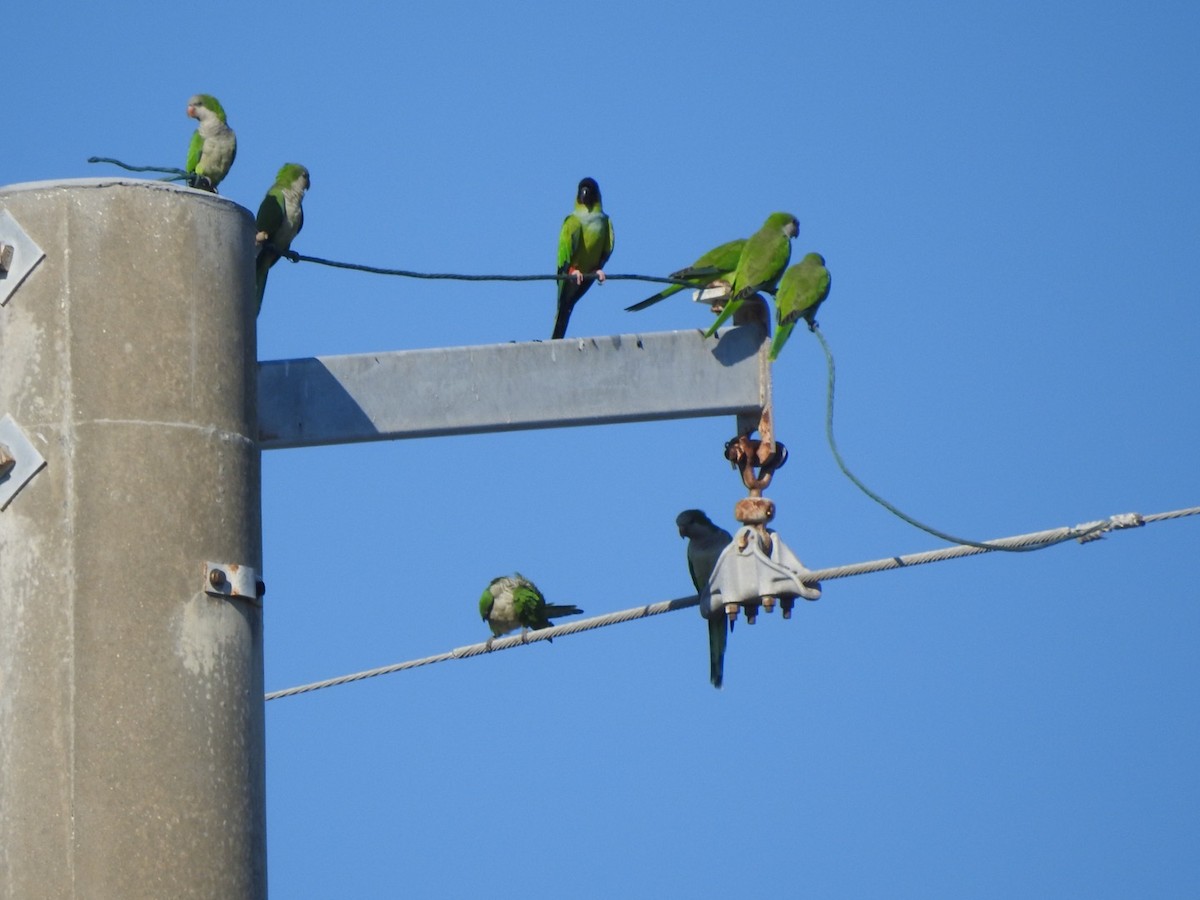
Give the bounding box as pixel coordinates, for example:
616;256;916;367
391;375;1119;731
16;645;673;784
625;238;746;312
553;177;614;339
480;574;584;644
184;94;237;192
769;253;831;361
703;212;798;337
254;163;310;314
677;509;734;689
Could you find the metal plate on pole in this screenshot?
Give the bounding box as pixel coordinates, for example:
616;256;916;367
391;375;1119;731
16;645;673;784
0;414;46;510
0;209;46;307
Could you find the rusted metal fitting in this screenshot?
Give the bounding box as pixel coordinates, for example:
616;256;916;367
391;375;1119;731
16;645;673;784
725;433;788;493
735;496;775;526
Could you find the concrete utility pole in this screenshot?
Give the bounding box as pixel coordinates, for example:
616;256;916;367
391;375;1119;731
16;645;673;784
0;180;266;898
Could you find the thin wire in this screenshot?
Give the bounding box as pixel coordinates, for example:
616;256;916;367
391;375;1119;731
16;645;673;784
263;505;1197;701
282;250;707;287
87;156;190;180
811;326;1105;551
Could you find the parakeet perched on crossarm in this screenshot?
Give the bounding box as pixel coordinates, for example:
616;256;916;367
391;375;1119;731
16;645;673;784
480;573;584;645
254;163;311;314
703;212;798;337
184;94;237;192
677;509;734;689
625;238;747;312
553;177;614;339
769;253;831;361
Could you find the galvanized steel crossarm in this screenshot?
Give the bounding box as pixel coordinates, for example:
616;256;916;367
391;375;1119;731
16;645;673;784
257;325;768;450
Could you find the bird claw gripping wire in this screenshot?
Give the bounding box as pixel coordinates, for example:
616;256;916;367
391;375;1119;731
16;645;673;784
703;525;821;627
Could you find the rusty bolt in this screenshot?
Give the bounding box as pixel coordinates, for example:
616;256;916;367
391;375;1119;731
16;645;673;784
762;597;776;614
725;602;740;626
745;604;758;625
208;568;227;589
0;243;13;274
780;597;796;620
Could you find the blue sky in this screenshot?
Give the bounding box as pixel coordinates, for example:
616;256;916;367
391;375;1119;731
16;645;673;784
7;2;1199;897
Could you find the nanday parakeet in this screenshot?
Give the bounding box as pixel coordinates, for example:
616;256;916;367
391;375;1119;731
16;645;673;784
677;509;734;689
625;238;747;312
553;177;614;339
769;252;830;361
254;163;311;314
703;212;798;337
184;94;237;192
480;574;584;644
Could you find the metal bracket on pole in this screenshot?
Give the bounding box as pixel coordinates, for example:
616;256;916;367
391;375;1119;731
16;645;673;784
0;209;46;307
0;414;47;511
204;562;264;607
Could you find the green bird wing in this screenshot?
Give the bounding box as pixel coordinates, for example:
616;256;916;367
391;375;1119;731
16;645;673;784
511;579;547;628
601;213;615;269
255;189;285;239
627;237;746;312
557;213;584;274
479;584;496;621
185;131;204;174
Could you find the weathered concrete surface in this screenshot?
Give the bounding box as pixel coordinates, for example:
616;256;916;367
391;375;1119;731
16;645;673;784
0;179;265;899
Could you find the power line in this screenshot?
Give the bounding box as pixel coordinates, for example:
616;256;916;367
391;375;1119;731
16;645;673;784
281;250;704;287
264;505;1197;702
811;325;1107;551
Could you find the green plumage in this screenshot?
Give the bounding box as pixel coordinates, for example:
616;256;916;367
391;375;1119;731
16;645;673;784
184;93;237;192
703;212;798;337
769;253;831;361
625;238;746;312
254;163;310;314
677;509;733;689
480;573;584;639
553;177;614;339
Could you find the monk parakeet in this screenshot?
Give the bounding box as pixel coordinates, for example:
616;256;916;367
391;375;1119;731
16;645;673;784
553;177;614;339
480;574;584;643
254;163;311;314
677;509;733;689
625;238;746;312
703;212;798;337
184;94;237;192
769;253;831;361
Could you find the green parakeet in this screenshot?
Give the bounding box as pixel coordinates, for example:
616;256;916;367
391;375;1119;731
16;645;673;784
769;253;831;361
480;574;584;643
553;177;614;339
703;212;798;337
254;163;311;314
677;509;733;689
625;238;746;312
184;94;237;192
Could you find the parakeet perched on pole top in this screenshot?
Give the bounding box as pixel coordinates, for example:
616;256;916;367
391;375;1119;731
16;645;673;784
184;94;237;192
254;163;310;314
